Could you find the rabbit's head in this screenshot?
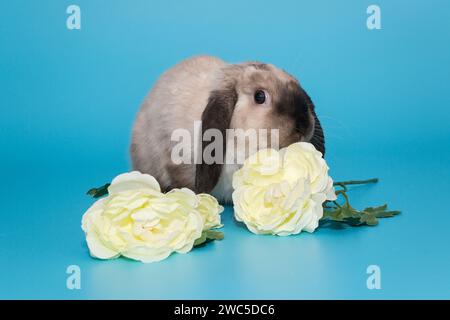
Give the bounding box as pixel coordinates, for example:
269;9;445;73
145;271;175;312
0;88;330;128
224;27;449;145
196;62;324;193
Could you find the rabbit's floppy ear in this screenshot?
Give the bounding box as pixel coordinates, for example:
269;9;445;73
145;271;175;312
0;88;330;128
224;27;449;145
195;86;238;193
310;108;325;156
299;87;325;156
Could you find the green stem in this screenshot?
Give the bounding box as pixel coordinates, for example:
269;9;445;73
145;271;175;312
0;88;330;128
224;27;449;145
333;178;378;187
336;189;350;205
332;200;342;208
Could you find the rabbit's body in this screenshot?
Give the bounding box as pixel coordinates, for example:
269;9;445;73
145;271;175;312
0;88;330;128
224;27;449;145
131;56;224;190
131;56;325;203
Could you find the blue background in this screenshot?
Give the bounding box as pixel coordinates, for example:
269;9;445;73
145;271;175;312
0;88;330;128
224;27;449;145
1;0;449;299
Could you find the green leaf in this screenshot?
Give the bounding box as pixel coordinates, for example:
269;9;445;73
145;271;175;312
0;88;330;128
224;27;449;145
86;183;110;198
364;204;388;213
360;214;379;226
194;230;224;247
373;210;401;218
321;180;401;227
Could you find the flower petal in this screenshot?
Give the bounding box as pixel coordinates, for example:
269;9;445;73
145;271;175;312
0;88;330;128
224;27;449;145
108;171;161;194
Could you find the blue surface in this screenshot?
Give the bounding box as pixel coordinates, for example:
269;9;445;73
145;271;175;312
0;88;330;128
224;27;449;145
1;0;449;299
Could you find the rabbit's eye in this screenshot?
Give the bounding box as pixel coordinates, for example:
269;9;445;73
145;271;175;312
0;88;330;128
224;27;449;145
254;90;266;104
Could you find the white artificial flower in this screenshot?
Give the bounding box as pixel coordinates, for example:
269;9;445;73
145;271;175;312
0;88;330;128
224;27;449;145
82;171;222;263
232;142;336;236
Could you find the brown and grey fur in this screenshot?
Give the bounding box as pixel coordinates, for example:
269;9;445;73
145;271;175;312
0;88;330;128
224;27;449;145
131;56;325;203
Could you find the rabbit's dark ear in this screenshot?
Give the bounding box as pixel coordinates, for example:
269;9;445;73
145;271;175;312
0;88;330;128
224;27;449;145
195;87;238;193
296;86;326;156
309;108;325;156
